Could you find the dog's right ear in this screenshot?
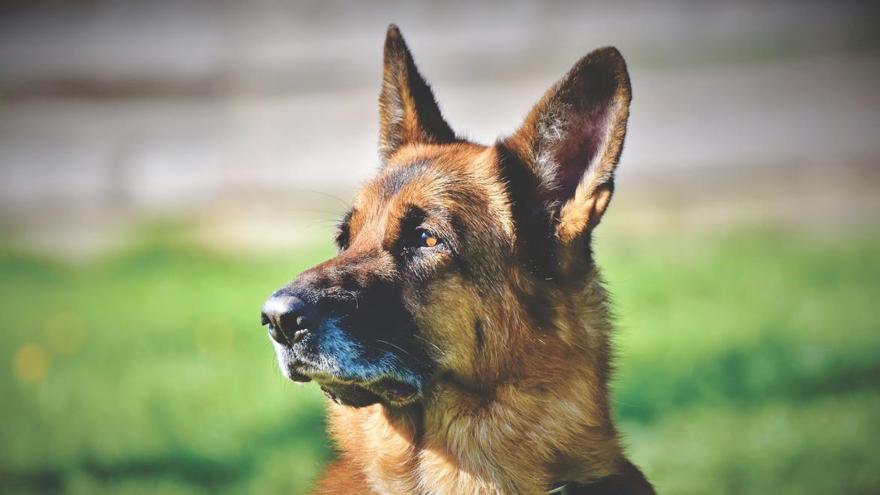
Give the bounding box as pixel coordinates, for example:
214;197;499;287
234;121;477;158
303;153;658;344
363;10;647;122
378;24;457;163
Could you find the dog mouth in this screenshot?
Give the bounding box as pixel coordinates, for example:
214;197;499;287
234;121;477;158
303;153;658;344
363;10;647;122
284;360;421;407
319;379;419;407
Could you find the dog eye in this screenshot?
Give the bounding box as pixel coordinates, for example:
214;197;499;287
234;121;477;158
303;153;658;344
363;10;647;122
417;229;440;248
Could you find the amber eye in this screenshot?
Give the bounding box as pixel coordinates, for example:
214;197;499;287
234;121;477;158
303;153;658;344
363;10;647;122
418;229;440;248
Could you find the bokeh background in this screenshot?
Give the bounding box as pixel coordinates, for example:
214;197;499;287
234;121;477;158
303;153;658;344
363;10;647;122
2;1;879;494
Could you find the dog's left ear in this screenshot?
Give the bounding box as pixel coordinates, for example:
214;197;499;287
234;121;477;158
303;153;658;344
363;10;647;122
378;25;457;163
507;47;631;244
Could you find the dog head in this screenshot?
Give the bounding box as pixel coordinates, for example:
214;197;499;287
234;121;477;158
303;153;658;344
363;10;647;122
261;25;631;409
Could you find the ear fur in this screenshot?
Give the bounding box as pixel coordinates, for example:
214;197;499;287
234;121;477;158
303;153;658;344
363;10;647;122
505;47;632;243
378;25;457;162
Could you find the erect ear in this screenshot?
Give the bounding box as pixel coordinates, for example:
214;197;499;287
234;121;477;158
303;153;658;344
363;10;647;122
378;24;457;163
506;47;631;243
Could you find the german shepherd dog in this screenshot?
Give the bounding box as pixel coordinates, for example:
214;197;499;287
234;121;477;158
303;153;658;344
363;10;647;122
261;25;654;495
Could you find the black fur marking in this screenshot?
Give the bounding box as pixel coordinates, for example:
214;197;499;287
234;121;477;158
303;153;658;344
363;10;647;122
474;319;484;354
495;142;558;280
381;161;429;198
335;209;354;251
404;55;457;146
514;284;557;333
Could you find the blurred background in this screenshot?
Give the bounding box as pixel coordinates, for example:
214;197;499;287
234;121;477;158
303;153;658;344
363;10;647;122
1;1;878;493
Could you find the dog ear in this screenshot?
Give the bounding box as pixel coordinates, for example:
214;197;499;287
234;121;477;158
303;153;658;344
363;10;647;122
506;47;631;244
378;24;457;163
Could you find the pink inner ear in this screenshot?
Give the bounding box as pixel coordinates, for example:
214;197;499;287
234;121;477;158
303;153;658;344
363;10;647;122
552;102;609;201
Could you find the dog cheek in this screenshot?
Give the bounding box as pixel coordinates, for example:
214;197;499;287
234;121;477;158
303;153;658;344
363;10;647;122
408;275;481;376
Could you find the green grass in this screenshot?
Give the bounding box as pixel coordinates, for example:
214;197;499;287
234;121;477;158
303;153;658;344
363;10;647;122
1;228;878;494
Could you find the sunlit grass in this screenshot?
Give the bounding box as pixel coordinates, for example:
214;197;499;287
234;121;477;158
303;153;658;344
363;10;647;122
1;227;878;494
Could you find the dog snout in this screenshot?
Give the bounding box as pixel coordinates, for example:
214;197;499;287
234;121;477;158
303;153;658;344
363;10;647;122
261;292;315;345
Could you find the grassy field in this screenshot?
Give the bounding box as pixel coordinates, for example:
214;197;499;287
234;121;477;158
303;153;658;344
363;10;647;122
1;226;878;494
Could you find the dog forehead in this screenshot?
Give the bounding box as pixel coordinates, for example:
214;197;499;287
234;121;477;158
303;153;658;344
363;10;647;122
378;159;434;199
356;143;495;211
346;143;514;242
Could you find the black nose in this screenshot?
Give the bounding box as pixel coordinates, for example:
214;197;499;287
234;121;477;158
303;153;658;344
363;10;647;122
261;293;314;345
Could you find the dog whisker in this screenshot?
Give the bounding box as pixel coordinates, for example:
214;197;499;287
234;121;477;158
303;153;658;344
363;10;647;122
374;339;414;358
